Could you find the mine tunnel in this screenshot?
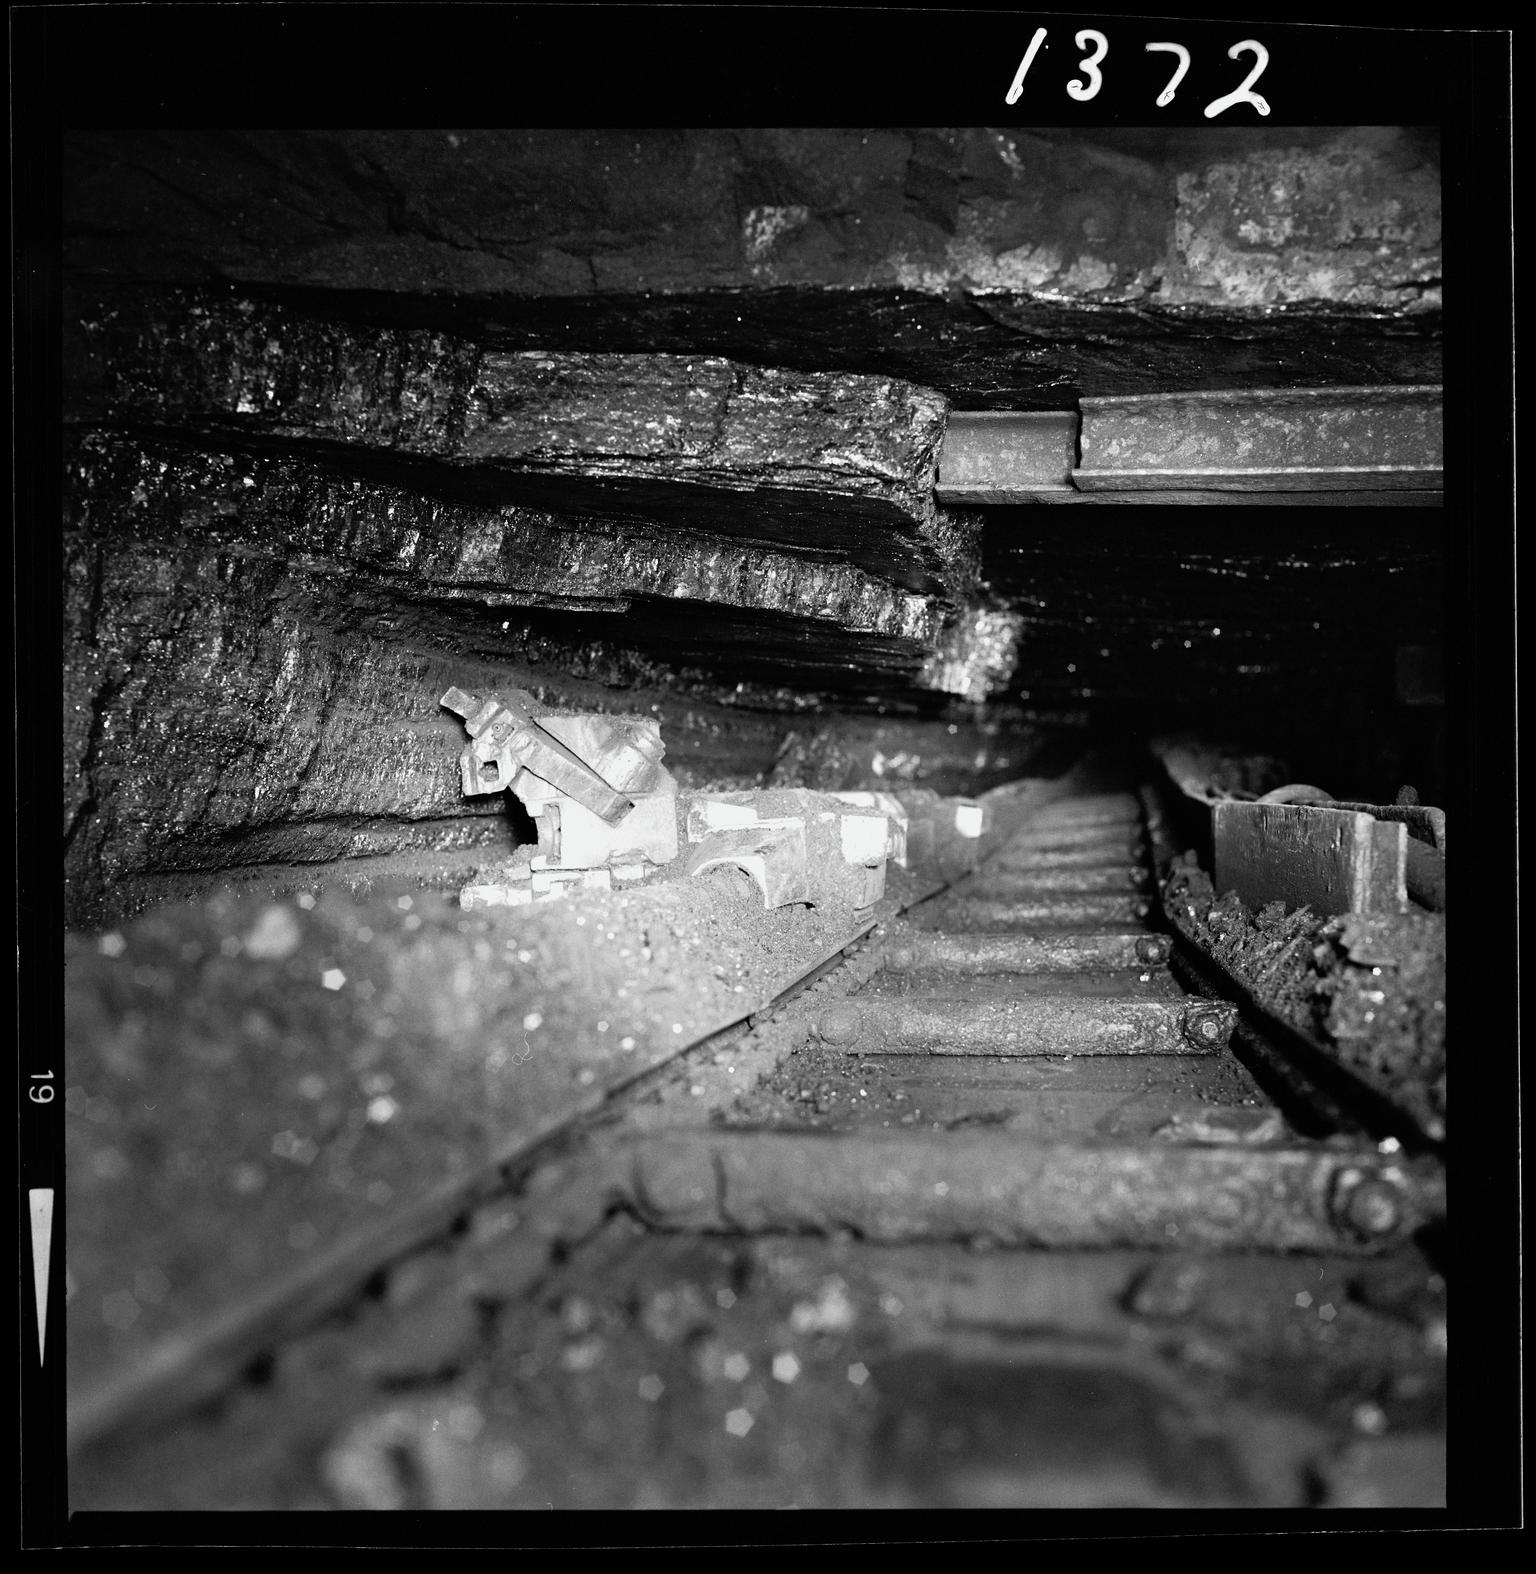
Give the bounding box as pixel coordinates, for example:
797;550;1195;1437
60;128;1452;1512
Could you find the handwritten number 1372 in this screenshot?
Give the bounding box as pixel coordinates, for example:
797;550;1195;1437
1006;28;1270;118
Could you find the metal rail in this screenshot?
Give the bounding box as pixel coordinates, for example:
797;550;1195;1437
936;386;1444;505
71;777;1446;1510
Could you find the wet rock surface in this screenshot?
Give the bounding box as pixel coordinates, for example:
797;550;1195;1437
1165;133;1440;310
65;128;1440;316
69;291;970;595
65;420;1066;926
75;436;941;646
70;281;1444;416
61;130;1442;428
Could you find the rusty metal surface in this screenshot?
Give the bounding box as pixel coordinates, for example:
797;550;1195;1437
810;994;1236;1056
1073;385;1443;493
1002;823;1147;852
935;411;1078;503
938;390;1443;502
926;893;1152;930
616;1129;1442;1254
884;930;1170;974
992;841;1147;870
965;864;1150;896
1027;795;1144;823
977;486;1445;506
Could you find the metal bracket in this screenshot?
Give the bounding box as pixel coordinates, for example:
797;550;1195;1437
441;686;636;824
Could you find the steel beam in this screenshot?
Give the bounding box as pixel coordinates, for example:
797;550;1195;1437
966;865;1151;897
993;828;1147;857
810;995;1236;1056
935;411;1078;504
991;843;1147;871
1072;386;1443;493
935;389;1442;501
883;931;1172;974
931;894;1153;929
1033;795;1145;822
617;1129;1443;1254
969;488;1444;506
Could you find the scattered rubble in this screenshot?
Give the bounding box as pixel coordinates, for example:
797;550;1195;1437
1162;857;1445;1135
73;1221;1446;1510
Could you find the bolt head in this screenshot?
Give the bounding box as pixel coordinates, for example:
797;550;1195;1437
1135;935;1171;965
816;1005;862;1047
1339;1177;1404;1239
1181;1005;1231;1049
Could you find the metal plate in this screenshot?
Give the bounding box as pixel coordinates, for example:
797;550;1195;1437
936;411;1078;503
1073;385;1443;494
1213;801;1408;918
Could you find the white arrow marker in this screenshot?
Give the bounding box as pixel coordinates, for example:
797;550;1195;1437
30;1189;53;1362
